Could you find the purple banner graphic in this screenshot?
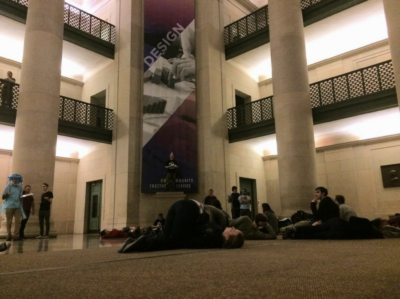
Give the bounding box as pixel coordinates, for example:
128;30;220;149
141;0;197;193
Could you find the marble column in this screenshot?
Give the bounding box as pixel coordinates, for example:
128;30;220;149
3;0;65;237
383;0;400;108
109;0;143;227
195;0;229;204
269;0;317;215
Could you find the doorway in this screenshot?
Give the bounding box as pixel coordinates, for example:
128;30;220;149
90;90;106;128
239;177;257;220
86;180;102;234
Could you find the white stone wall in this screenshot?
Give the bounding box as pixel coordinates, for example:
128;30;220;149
259;40;391;98
0;57;83;101
73;145;111;234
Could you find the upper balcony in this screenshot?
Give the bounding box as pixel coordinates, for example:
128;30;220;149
224;0;367;60
0;79;113;144
0;0;115;59
227;60;397;143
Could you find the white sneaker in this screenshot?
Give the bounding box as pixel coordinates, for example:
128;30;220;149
36;235;43;239
42;235;49;239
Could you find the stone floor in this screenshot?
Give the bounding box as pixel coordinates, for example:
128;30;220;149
1;234;125;255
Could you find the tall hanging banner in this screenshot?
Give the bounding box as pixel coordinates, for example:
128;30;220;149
141;0;197;193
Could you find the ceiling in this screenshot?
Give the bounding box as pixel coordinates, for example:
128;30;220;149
249;0;268;7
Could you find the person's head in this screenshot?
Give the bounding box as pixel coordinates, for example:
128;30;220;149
241;188;247;195
222;227;245;249
100;229;109;237
315;187;328;199
232;186;237;192
169;152;174;160
335;195;345;205
158;213;164;220
24;185;31;192
11;178;18;185
208;189;214;196
254;213;268;227
262;203;275;214
7;71;12;78
42;183;49;191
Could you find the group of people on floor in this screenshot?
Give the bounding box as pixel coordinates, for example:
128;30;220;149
113;185;399;254
1;173;54;252
281;186;400;240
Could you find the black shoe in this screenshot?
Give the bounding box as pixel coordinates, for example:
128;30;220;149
122;235;148;253
117;237;135;253
283;227;296;240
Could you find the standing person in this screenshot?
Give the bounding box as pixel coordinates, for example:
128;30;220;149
228;186;240;219
2;71;16;108
36;183;53;239
165;152;178;191
20;185;35;239
204;189;217;205
239;189;251;218
262;203;279;234
1;174;23;241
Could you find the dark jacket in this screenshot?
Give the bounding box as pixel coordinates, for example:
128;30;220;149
311;196;340;223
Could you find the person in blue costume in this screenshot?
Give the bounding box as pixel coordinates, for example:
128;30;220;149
2;173;24;241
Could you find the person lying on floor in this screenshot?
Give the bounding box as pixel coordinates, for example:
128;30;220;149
229;214;277;240
118;198;244;253
100;226;143;239
371;214;400;238
283;216;383;240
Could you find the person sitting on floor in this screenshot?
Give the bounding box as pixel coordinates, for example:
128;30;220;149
229;214;277;240
118;198;244;253
311;186;340;226
335;195;357;221
153;213;166;227
283;216;383;240
262;203;279;234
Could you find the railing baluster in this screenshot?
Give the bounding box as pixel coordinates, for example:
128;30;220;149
377;65;383;91
346;75;351;100
331;79;336;103
68;4;71;26
318;83;322;107
361;70;366;96
85;103;88;125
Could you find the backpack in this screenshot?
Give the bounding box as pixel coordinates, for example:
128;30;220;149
291;210;313;224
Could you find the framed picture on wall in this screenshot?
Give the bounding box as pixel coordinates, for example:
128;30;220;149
381;164;400;188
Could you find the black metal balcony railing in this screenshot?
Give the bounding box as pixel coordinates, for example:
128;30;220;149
227;60;396;129
11;0;116;44
224;5;268;46
224;0;339;45
0;79;114;131
224;0;367;59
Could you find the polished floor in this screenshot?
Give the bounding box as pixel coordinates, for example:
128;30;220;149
1;234;125;255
